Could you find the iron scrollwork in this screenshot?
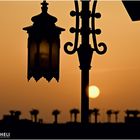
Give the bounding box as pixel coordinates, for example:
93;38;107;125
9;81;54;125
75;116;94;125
64;0;107;55
64;0;80;55
91;0;107;55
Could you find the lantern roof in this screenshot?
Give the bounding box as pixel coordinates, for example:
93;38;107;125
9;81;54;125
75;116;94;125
23;0;65;33
31;0;57;25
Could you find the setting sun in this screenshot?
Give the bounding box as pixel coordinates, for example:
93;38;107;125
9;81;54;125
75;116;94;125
88;85;100;99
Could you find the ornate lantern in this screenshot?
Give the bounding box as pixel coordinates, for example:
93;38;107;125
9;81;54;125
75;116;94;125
23;1;65;81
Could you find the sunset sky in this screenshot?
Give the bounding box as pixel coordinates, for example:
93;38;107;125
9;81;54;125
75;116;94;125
0;0;140;123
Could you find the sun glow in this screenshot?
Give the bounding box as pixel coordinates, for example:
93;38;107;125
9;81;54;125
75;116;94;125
88;85;100;99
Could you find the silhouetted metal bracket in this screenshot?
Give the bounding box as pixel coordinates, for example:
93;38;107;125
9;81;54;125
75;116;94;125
91;0;107;55
64;0;107;55
122;1;140;21
64;0;80;55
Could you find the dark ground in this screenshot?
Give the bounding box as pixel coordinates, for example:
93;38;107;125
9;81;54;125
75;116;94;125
1;121;140;139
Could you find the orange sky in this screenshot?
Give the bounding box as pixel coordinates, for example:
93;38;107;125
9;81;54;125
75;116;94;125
0;1;140;123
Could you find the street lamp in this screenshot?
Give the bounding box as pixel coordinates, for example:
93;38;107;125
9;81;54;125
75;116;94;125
23;1;65;81
64;0;107;123
23;0;107;124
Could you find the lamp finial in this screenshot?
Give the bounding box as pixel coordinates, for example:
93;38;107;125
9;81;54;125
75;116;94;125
41;0;49;13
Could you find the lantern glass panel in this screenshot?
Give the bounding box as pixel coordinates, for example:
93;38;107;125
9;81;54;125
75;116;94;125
39;40;50;70
29;40;37;68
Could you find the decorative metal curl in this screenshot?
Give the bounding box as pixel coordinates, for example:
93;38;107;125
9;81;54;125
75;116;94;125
91;0;107;55
64;0;79;55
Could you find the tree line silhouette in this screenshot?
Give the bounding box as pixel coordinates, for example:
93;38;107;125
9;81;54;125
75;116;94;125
1;108;140;138
2;108;140;124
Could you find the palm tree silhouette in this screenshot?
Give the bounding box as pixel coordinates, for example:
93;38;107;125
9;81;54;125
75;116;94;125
30;109;39;123
106;109;113;123
52;109;60;124
70;108;80;123
88;109;93;123
15;111;21;120
9;110;15;116
113;110;119;123
30;110;34;121
93;108;100;123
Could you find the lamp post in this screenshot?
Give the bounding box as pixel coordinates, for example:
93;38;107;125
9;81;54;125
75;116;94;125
64;0;107;123
23;0;107;124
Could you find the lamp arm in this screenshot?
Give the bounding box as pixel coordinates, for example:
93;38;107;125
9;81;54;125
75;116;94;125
64;0;80;55
91;0;107;55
